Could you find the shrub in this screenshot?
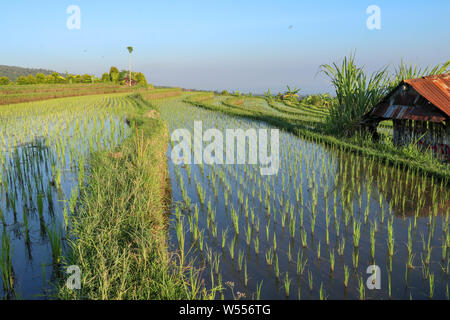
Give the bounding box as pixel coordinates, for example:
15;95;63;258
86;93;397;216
0;76;10;85
321;54;389;137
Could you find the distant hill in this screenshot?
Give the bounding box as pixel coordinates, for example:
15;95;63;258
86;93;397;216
0;65;62;81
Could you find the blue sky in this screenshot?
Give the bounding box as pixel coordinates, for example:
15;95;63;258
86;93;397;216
1;0;449;93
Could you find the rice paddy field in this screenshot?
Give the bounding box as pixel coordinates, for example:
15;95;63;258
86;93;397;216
0;89;448;300
0;93;134;298
156;94;449;300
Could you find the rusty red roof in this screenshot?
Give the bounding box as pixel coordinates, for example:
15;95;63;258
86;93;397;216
404;73;450;117
364;73;450;123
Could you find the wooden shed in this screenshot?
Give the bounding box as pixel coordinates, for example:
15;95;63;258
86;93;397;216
363;73;450;161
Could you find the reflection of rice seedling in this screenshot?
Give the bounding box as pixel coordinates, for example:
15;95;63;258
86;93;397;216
289;215;296;239
176;219;185;270
231;207;239;235
0;231;14;294
297;251;307;275
310;213;316;237
352;250;359;269
274;255;280;279
300;229;307;248
288;243;292;263
254;236;260;255
358;276;365;300
0;209;5;227
244;261;248;286
245;224;251;246
353;221;361;248
46;223;63;265
319;282;326;300
329;249;335;273
265;248;274;265
387;218;395;256
442;236;447;262
308;270;313;291
388;272;392;298
284;272;291;297
238;250;244;271
213;253;220;275
338;237;345;256
370;223;376;261
37;192;44;218
256;281;263;300
273;232;277;252
317;241;321;260
228;237;235;260
344;265;349;288
407;252;415;269
221;228;228;249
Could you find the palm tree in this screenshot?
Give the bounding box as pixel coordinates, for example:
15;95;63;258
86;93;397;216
282;85;300;100
127;46;133;86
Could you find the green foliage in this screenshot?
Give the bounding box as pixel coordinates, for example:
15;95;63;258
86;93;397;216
109;66;120;83
35;73;46;83
81;74;92;83
303;94;333;108
282;85;300;100
0;65;59;81
322;54;450;137
57;94;219;299
101;72;110;83
135;72;147;85
0;76;10;85
389;59;450;90
321;54;390;137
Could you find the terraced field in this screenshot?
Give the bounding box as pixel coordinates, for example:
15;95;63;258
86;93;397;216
0;93;136;298
152;94;449;300
0;90;448;300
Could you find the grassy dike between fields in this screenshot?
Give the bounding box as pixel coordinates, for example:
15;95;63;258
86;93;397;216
56;94;218;299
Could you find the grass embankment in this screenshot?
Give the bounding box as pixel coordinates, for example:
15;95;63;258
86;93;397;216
57;93;216;299
185;94;450;182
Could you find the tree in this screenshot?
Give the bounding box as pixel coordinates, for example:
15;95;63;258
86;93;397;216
0;76;10;85
50;72;61;83
81;74;92;83
73;74;82;83
127;46;133;86
135;72;147;85
282;86;300;100
45;75;54;83
109;66;119;83
17;76;27;85
36;73;46;83
118;70;128;81
101;73;110;83
25;74;37;84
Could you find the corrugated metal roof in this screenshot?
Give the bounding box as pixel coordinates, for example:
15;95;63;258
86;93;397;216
369;103;447;122
364;73;450;123
404;73;450;117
